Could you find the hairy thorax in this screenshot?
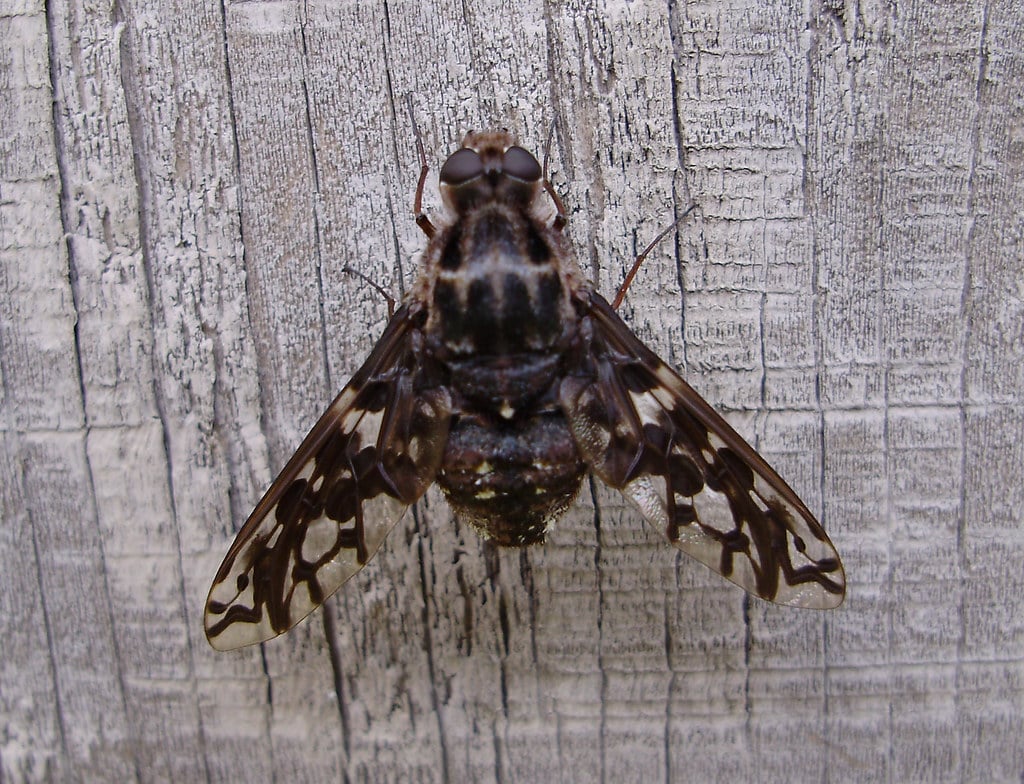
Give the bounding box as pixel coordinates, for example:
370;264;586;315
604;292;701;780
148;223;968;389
425;203;577;408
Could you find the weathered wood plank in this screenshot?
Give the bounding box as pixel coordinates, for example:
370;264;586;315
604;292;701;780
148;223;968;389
2;3;136;781
93;0;308;777
3;0;1024;781
45;0;215;776
0;5;81;431
20;432;137;781
0;432;63;782
222;4;357;779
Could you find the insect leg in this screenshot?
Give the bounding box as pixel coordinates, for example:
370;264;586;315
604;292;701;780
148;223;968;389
343;266;397;319
541;122;568;231
406;96;436;238
611;202;698;310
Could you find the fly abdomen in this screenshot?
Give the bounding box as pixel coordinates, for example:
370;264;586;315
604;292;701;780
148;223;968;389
437;411;585;546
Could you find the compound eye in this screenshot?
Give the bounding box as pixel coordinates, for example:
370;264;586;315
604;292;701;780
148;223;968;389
440;148;483;184
502;146;542;181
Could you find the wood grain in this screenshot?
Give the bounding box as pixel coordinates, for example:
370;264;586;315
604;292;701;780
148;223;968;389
3;0;1023;781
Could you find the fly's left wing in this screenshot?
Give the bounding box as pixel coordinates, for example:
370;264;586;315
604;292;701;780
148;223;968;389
561;290;845;608
205;304;451;650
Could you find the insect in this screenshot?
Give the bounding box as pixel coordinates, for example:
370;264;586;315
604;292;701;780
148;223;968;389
204;126;845;651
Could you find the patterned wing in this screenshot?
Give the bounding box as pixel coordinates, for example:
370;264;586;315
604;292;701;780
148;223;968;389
205;304;451;650
561;291;845;608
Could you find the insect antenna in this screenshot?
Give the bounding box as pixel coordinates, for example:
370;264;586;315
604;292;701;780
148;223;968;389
611;202;699;310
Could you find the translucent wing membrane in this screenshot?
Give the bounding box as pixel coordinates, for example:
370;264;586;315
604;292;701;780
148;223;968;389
561;291;845;608
205;306;451;650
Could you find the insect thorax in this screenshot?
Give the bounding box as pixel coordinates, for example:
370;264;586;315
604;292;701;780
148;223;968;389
423;199;585;545
425;200;577;410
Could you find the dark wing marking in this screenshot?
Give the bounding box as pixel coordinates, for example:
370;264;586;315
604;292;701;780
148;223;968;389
561;290;845;608
205;304;451;650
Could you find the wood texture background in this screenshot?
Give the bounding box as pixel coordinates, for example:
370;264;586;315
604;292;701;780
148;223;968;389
3;0;1023;781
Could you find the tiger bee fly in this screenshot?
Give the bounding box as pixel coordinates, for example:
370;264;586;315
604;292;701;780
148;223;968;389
204;130;845;650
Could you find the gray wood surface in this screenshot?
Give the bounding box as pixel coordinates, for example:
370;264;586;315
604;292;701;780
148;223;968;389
3;0;1023;781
